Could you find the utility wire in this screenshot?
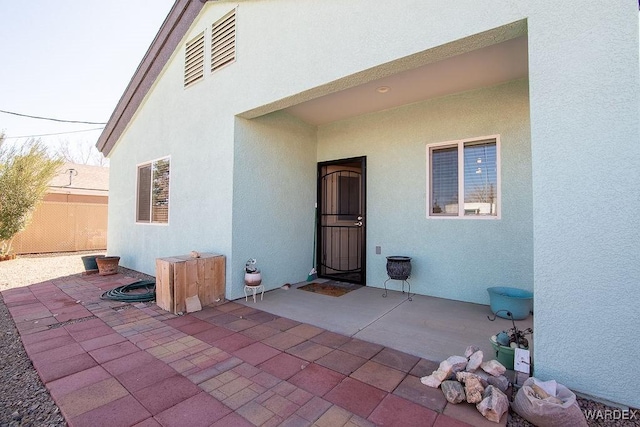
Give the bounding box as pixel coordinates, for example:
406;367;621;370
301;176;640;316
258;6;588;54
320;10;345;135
0;109;107;125
3;127;105;139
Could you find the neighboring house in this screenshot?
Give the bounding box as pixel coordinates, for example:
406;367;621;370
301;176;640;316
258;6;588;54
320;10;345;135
97;0;640;407
12;163;109;254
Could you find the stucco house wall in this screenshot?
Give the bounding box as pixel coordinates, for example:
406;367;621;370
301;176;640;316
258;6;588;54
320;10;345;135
102;0;639;407
317;79;532;304
232;113;317;299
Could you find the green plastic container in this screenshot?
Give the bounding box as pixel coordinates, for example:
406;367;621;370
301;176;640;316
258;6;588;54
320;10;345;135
491;341;515;370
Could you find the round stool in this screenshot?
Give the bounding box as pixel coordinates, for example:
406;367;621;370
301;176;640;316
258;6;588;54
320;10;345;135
244;284;264;303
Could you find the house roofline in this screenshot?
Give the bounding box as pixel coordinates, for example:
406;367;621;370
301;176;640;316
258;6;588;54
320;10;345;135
97;0;211;156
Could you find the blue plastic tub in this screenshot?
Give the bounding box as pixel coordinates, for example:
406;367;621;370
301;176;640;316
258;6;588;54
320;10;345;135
487;287;533;320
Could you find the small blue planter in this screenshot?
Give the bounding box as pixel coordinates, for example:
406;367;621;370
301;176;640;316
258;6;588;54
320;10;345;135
487;286;533;320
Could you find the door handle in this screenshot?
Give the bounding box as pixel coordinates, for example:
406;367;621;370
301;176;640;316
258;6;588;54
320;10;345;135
354;221;363;227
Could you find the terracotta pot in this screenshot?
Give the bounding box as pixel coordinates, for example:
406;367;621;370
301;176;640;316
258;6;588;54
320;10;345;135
96;256;120;276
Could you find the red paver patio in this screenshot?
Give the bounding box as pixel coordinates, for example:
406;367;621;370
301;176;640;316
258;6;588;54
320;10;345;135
0;271;509;426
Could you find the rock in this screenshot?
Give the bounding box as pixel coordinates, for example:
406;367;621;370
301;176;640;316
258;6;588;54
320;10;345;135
446;355;468;373
420;372;443;388
481;359;506;377
476;385;509;423
464;375;485;404
455;371;474;383
441;380;466;404
466;350;483;372
496;331;510;346
433;367;450;382
472;370;490;387
465;345;481;358
487;374;510;393
456;371;487;387
421;355;467;388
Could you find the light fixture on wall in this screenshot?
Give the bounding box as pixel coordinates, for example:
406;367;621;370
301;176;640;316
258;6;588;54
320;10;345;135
376;86;390;93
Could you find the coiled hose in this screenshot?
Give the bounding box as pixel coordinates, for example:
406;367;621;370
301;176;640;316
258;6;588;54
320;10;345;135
100;280;156;302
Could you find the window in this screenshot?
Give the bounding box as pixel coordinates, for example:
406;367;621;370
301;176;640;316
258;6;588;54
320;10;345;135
184;32;205;87
427;136;500;218
211;9;236;72
137;157;170;224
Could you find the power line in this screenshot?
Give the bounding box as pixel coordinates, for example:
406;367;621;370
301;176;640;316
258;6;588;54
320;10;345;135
0;109;107;125
3;127;105;139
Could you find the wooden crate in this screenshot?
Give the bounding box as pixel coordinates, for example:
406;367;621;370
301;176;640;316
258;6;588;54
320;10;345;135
155;253;225;314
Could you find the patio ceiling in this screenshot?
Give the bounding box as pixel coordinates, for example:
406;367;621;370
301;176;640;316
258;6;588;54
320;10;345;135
285;35;528;126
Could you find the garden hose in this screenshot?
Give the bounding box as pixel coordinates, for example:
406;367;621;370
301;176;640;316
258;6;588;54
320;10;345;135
100;280;156;302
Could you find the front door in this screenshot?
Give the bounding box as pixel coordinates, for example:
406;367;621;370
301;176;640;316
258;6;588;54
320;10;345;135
317;157;366;284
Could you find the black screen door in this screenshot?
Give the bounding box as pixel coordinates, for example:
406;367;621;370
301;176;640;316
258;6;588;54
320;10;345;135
317;157;366;284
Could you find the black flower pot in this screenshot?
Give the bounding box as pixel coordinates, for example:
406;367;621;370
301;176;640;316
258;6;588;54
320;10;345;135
386;256;411;280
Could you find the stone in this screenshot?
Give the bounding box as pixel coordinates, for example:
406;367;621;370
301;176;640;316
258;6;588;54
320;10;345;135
466;350;483;372
446;355;468;373
481;359;506;377
437;359;453;376
465;345;481;358
487;374;510;393
464;376;485;404
456;371;485;386
420;372;443;388
441;380;466;404
496;332;510;346
432;368;450;382
471;370;489;388
455;371;472;382
476;385;509;423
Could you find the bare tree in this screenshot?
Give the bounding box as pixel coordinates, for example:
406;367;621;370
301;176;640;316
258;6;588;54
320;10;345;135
467;183;495;203
54;139;109;166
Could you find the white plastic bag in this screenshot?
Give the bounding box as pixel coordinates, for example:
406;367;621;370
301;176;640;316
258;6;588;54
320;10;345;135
511;377;588;427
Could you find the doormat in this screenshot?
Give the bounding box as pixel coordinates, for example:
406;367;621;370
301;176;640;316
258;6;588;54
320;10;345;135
298;281;362;297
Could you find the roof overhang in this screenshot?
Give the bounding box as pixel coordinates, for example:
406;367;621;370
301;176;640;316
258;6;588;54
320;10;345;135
240;20;528;124
97;0;212;157
284;35;528;125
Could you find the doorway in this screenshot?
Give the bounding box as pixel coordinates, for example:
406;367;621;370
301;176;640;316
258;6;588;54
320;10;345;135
317;157;366;284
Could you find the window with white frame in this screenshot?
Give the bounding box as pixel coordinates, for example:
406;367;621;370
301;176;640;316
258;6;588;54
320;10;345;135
427;136;500;218
136;157;170;224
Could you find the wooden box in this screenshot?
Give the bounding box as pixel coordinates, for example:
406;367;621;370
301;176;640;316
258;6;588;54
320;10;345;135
155;253;225;314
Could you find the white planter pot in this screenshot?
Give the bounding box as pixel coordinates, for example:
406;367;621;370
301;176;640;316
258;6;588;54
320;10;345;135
244;272;262;287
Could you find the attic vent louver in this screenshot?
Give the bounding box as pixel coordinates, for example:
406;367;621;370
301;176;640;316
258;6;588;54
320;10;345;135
211;9;236;72
184;32;205;87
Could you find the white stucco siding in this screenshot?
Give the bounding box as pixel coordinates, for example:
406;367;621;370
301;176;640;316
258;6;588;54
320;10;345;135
231;113;317;300
527;3;640;408
106;4;241;276
317;79;533;305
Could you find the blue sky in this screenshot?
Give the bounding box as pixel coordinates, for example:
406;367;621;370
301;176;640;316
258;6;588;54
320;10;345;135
0;0;174;157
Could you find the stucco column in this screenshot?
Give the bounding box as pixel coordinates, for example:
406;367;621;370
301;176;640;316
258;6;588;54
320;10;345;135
528;4;640;407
